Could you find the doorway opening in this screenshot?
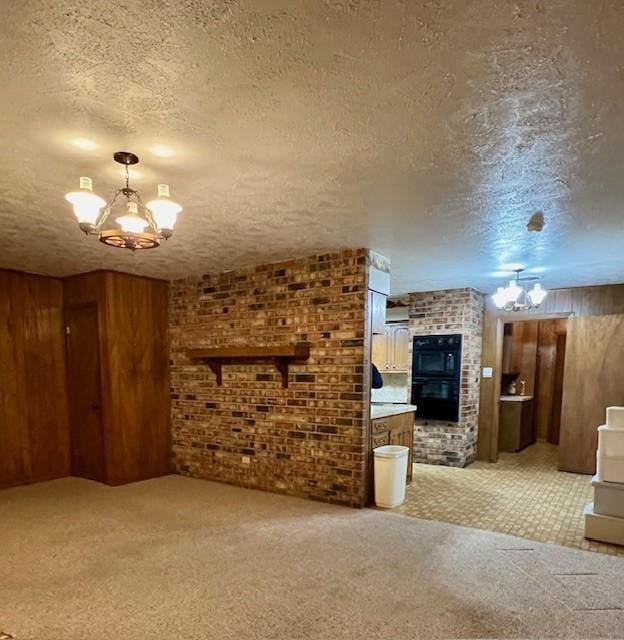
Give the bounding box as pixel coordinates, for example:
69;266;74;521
498;318;568;463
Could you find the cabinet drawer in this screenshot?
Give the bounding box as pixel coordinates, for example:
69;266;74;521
371;432;390;449
371;419;389;434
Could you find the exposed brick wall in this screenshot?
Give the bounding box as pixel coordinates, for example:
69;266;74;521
169;249;371;506
406;288;484;467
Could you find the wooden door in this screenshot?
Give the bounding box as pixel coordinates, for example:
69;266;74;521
392;325;410;372
548;331;567;445
559;315;624;474
66;304;105;482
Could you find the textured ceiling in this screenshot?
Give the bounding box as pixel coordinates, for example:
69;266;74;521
1;1;623;294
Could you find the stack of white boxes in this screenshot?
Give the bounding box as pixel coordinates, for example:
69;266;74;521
584;407;624;546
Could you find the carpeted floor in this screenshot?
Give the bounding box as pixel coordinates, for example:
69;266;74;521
2;475;624;639
395;441;624;556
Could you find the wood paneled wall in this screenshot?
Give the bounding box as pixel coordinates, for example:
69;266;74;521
104;272;171;484
0;270;70;488
478;284;624;465
559;315;624;474
533;318;568;442
502;319;567;440
63;271;171;485
507;321;539;394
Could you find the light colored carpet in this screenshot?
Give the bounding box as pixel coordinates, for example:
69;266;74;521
1;476;624;640
396;442;624;556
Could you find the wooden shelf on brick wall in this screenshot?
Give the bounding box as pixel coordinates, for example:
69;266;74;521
185;343;310;388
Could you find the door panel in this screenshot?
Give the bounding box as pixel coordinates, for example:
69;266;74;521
371;291;386;334
392;325;410;371
372;331;390;371
66;304;105;482
548;332;567;445
559;315;624;474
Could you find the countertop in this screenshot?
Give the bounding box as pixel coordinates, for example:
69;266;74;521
371;403;418;419
500;395;533;402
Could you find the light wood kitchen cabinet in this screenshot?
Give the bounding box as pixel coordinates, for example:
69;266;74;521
372;324;410;372
392;325;410;371
370;291;387;335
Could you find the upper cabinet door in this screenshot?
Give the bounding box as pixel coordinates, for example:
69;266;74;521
392;325;410;371
371;291;387;335
372;332;390;370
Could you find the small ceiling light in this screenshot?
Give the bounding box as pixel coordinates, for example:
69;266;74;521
64;151;182;251
71;137;99;151
149;143;175;158
492;269;548;312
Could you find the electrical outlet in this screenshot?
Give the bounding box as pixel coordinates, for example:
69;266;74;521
241;456;251;465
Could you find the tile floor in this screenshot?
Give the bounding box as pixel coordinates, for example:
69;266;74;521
393;441;624;556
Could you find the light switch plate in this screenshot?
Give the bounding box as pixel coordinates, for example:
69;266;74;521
482;367;493;378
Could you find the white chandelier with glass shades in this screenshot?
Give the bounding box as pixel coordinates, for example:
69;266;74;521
492;268;548;311
65;151;182;250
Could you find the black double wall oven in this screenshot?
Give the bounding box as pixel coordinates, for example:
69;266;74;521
411;334;462;422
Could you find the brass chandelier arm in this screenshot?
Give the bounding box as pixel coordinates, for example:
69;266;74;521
132;190;160;234
91;189;124;234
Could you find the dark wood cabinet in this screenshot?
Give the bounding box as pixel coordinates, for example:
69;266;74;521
498;399;534;452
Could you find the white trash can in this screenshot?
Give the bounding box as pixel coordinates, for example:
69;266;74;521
373;445;409;508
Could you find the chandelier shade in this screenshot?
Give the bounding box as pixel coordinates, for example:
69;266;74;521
65;177;106;225
146;184;182;235
64;152;182;250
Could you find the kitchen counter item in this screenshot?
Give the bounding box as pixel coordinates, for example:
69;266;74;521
500;395;533;402
371;403;418;419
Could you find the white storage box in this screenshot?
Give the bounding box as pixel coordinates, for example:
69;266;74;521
584;503;624;547
596;451;624;484
606;406;624;430
592;475;624;518
373;445;409;508
597;425;624;457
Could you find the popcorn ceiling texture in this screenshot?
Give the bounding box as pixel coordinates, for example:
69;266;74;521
405;289;484;467
2;2;624;294
169;249;371;506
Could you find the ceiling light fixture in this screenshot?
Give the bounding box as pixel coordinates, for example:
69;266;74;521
65;151;182;250
492;268;547;311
